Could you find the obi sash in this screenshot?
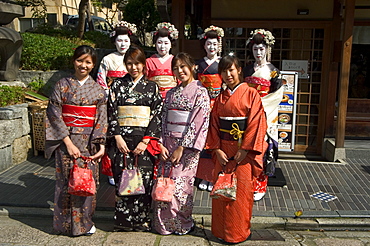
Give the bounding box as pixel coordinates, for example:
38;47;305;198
118;106;151;127
198;74;222;99
219;117;248;144
150;75;177;91
62;104;97;127
245;76;270;97
107;70;127;78
166;109;191;137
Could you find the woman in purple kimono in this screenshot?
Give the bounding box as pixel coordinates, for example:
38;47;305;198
45;45;108;236
153;52;210;235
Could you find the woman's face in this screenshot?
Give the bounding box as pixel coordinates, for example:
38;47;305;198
156;36;172;57
220;63;241;90
115;34;131;54
252;43;267;63
73;54;94;80
173;60;194;83
125;57;144;79
204;38;219;57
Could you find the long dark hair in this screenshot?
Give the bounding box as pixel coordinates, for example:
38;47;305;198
171;52;196;79
124;45;146;74
72;45;97;65
218;55;243;82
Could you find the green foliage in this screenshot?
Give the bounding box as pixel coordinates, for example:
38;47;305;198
27;78;45;93
124;0;161;46
0;86;26;107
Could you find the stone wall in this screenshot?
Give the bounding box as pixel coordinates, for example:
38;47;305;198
0;103;32;172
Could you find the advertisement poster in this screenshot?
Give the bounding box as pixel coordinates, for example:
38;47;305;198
278;71;298;152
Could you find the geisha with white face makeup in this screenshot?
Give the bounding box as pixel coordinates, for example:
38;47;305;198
252;43;267;65
156;36;172;57
115;34;131;54
204;38;220;60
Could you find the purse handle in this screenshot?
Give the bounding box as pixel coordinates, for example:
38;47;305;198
123;152;139;169
159;162;173;178
73;156;92;168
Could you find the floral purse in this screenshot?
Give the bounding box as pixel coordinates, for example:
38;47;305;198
118;155;146;196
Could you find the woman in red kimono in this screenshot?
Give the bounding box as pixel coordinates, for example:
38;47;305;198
195;25;224;192
146;22;179;100
206;55;267;243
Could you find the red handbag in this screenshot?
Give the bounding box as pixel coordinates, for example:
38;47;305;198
101;152;113;176
151;162;174;202
68;156;96;197
210;165;238;202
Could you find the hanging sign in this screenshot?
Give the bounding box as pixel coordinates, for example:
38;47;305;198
282;60;308;79
278;71;298;152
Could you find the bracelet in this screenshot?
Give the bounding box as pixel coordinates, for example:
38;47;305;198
141;140;149;145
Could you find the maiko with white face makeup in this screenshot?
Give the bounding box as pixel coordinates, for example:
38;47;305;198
252;43;267;64
204;38;219;59
156;36;172;57
115;34;131;54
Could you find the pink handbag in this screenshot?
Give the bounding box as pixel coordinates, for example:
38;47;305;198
210;165;238;201
151;163;174;202
68;156;96;197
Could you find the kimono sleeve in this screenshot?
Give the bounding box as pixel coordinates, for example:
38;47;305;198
144;83;163;139
181;87;210;151
90;89;108;144
205;95;221;150
96;57;109;90
107;79;121;136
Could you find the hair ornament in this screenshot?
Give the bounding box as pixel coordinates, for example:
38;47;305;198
156;22;179;40
202;25;224;39
249;29;275;46
112;21;137;35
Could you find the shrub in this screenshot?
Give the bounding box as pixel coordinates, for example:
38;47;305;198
0;86;26;107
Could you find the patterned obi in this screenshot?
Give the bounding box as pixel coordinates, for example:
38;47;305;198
198;73;222;99
244;76;271;98
219;117;248;143
62;104;97;127
150;75;177;91
118;106;151;127
166;109;191;138
107;70;127;78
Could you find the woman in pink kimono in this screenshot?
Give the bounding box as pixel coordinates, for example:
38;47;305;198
45;45;108;236
146;22;179;100
153;52;210;235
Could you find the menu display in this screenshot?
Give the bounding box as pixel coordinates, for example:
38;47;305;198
278;71;298;151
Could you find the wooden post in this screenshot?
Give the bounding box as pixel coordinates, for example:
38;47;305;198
335;0;355;148
171;0;185;54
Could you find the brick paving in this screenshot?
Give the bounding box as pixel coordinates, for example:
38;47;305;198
0;155;370;218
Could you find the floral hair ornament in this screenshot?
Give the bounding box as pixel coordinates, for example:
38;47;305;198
155;22;179;40
248;28;275;46
202;25;224;39
110;21;137;37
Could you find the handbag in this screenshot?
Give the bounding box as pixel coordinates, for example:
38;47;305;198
210;165;237;201
101;152;113;176
152;162;175;202
68;156;96;197
118;155;146;196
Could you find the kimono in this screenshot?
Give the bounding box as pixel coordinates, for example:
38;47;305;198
45;76;107;236
243;63;283;193
107;74;163;231
96;52;127;91
153;80;210;235
206;83;267;243
195;57;222;183
146;54;178;99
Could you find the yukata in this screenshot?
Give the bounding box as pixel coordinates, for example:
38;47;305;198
153;80;210;235
146;54;178;100
107;74;163;231
243;63;283;194
45;76;108;236
195;58;222;183
97;52;127;92
206;83;267;243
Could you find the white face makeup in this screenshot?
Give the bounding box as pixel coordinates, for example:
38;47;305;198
252;43;267;64
204;38;219;58
115;34;131;54
156;36;172;57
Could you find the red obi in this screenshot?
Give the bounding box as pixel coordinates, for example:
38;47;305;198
244;76;271;98
62;104;97;127
107;70;127;78
198;74;222;91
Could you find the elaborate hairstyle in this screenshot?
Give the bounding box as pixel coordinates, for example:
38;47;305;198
72;45;97;65
171;52;196;78
123;45;146;68
200;25;224;55
152;22;178;46
218;55;243;83
110;21;137;43
247;29;275;61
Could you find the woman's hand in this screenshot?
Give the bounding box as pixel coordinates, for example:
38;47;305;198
133;141;148;156
214;149;229;166
170;146;184;165
159;144;170;161
115;135;130;154
234;149;248;164
90;144;105;161
63;136;81;159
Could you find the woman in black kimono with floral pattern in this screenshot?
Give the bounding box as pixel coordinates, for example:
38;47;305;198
107;45;163;232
